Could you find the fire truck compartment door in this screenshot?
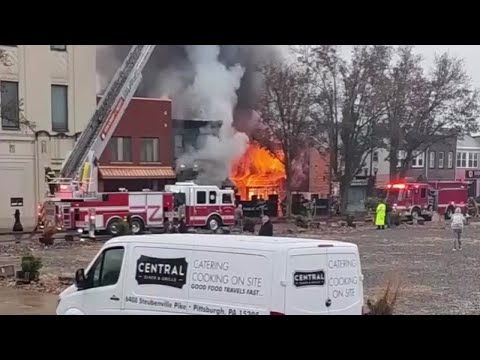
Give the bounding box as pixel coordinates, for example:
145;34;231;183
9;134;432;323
146;193;164;226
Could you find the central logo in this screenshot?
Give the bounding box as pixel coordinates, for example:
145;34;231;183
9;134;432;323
135;255;188;289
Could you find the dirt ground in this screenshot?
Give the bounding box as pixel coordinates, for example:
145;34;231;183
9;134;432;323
1;220;480;315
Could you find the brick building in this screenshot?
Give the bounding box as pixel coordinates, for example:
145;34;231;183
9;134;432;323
97;97;176;192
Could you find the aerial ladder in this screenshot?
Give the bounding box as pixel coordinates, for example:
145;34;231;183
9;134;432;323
49;45;156;199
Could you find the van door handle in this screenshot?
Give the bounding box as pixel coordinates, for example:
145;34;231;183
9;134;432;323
110;295;120;301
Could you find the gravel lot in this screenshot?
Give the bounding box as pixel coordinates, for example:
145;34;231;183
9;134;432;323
1;220;479;315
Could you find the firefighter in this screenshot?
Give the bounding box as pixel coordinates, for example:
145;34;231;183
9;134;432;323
234;204;244;231
375;200;386;230
45;166;56;196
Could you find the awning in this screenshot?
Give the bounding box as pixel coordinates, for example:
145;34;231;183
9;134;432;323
99;166;176;180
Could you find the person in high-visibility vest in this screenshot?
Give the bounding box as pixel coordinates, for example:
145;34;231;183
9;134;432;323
375;201;386;230
45;166;56;196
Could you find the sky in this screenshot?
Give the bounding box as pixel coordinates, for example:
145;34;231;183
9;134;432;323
414;45;480;86
341;45;480;87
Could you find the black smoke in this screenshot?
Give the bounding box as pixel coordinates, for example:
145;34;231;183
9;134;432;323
96;45;287;118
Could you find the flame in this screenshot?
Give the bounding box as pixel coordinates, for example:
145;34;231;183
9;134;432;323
230;144;286;200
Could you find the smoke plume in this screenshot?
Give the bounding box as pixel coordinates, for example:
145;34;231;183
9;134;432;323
96;45;289;185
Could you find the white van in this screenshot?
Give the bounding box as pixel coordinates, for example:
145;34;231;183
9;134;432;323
56;234;364;315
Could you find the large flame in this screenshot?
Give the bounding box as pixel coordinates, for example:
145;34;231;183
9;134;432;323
230;143;286;200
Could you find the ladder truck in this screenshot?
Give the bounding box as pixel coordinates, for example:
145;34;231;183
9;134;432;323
38;45;236;236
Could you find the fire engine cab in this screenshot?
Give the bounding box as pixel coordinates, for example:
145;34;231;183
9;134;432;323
386;181;469;220
41;183;235;236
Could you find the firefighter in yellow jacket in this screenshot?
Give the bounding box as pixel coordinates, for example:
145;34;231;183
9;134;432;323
375;201;386;230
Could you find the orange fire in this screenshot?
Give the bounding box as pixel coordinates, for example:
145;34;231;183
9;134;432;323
230;144;286;201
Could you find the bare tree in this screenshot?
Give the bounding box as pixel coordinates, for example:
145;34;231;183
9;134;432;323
255;61;316;217
302;45;391;212
385;46;480;179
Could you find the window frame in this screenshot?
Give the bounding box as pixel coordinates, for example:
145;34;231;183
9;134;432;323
411;152;425;168
50;45;67;52
110;136;132;162
209;191;217;205
429;151;435;169
86;246;125;289
448;152;454;169
51;84;69;133
222;193;233;204
1;80;19;130
438;152;445;169
140;137;159;163
196;191;206;205
456;151;479;169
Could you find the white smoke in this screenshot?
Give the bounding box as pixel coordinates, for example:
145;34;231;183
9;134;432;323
175;45;249;185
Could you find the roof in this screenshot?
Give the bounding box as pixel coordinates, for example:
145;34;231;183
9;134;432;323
99;166;176;179
106;234;357;251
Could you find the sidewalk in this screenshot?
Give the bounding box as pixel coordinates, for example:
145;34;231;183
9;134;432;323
0;228;39;236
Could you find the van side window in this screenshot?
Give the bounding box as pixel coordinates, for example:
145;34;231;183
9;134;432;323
222;193;233;204
88;247;124;288
209;191;217;204
196;191;206;204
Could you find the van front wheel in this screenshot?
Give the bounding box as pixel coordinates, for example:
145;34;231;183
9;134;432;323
207;216;222;231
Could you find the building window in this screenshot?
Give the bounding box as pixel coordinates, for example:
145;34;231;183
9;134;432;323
411;152;424;168
372;151;379;162
429;151;435;169
468;152;478;168
448;152;454;169
174;134;184;158
50;45;66;51
456;151;478;168
438;152;444;169
1;81;19;130
397;150;406;168
140;138;159;162
51;85;68;132
110;137;132;162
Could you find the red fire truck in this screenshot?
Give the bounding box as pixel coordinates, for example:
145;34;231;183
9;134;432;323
37;46;239;237
385;181;469;220
41;182;235;236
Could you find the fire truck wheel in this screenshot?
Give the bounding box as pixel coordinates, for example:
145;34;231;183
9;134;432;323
207;215;222;231
106;219;122;236
130;218;145;235
411;208;421;219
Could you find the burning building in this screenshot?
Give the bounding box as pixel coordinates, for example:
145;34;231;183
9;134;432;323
230;144;286;201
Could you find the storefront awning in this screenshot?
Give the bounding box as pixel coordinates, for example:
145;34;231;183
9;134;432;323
99;166;176;180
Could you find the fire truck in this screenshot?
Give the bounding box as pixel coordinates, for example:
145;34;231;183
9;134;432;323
385;181;469;220
38;45;235;236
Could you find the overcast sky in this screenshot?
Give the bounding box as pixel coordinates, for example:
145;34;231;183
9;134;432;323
340;45;480;87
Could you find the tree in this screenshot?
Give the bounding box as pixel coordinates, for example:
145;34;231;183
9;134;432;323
302;45;391;212
255;61;316;217
384;46;480;179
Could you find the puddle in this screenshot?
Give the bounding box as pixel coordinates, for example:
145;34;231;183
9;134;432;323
0;287;58;315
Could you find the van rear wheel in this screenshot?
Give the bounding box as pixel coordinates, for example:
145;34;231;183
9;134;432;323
207;216;222;231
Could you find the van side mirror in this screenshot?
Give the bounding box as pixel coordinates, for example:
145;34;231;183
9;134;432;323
75;268;88;290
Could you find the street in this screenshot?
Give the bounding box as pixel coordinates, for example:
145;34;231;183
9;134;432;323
1;221;480;315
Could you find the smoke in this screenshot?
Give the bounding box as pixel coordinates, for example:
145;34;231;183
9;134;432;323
96;45;289;117
173;45;248;185
96;45;289;185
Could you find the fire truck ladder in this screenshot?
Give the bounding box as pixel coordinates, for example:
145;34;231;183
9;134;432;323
59;45;156;182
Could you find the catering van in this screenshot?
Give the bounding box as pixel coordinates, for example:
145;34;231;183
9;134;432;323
56;234;364;315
